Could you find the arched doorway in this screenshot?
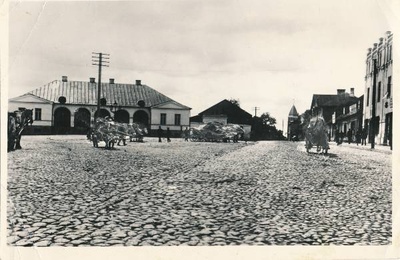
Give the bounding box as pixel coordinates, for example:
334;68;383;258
54;107;71;134
74;108;91;134
94;109;111;119
114;110;130;123
133;110;149;126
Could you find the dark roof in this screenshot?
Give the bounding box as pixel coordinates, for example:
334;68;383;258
28;79;189;108
191;99;253;124
288;105;299;117
311;94;359;108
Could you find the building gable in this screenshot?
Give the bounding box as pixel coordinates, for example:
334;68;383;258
194;99;252;125
152;100;191;110
9;93;53;104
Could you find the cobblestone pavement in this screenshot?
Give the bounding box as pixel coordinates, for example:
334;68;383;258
7;136;392;246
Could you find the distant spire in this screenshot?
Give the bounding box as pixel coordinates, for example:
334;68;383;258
288;105;298;117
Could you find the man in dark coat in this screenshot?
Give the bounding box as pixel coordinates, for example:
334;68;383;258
158;126;163;142
166;127;171;142
361;127;368;146
347;129;352;144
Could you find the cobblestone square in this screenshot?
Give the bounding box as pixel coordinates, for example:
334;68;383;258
7;136;392;246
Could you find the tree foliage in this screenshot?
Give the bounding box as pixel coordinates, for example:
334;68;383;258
251;112;284;141
260;112;276;126
228;98;240;107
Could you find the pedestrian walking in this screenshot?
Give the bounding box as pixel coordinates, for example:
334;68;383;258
356;129;362;146
158;126;163;142
335;129;340;145
166;127;171;142
347;129;352;144
361;127;368;146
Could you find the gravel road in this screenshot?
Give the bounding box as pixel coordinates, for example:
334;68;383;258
7;136;392;246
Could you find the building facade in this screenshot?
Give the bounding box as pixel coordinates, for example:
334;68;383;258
363;31;393;146
310;88;360;141
333;95;364;142
9;76;191;136
190;99;253;139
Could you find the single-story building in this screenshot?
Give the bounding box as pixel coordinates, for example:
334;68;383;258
190;99;253;139
9;76;191;136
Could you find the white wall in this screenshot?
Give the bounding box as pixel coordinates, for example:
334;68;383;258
9;101;53;126
151;108;190;131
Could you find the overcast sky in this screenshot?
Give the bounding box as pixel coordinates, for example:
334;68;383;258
8;0;396;132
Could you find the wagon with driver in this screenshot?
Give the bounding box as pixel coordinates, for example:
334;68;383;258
304;116;330;154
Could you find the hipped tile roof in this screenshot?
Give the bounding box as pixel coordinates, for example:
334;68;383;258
28;79;189;108
311;94;359;108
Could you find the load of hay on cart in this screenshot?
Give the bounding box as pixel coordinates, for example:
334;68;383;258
304;116;330;154
189;122;244;142
89;117;148;149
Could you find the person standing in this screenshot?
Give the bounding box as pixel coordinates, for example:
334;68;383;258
184;127;189;141
166;127;171;142
158;126;163;142
356;129;362;146
361;127;368;146
347;129;352;144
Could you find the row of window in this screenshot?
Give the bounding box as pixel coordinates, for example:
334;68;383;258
366;76;392;107
18;108;185;126
160;113;181;125
160;113;181;126
366;44;393;74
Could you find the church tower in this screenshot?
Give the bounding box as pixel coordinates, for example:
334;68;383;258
287;105;299;140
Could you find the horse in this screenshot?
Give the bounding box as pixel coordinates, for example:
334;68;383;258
8;109;34;152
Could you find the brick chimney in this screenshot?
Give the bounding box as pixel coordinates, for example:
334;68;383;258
350;88;354;96
109;78;115;84
337;89;346;95
136;80;141;85
62;76;68;82
89;77;95;83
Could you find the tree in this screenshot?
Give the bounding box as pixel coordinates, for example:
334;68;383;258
260;112;276;126
228;98;240;107
251;112;284;141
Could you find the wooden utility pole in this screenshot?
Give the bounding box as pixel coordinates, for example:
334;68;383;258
369;58;377;149
254;107;260;117
370;57;377;149
92;52;110;119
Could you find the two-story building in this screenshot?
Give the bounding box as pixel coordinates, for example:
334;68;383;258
8;76;191;136
310;88;360;141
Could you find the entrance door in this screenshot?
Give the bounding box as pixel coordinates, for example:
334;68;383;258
384;113;392;145
133;110;149;126
54;107;71;134
74;108;91;134
114;110;130;123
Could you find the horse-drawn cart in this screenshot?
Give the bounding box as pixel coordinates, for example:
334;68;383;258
304;116;329;154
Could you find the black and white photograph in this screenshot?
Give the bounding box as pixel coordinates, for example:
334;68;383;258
1;0;399;259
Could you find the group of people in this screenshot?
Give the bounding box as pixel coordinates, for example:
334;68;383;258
335;128;368;146
157;126;172;142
